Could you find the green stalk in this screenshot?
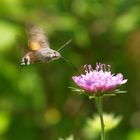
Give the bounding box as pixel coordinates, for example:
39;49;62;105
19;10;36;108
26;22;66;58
95;97;105;140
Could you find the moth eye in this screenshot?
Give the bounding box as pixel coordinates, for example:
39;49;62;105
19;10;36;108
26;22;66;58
54;51;59;56
53;52;57;56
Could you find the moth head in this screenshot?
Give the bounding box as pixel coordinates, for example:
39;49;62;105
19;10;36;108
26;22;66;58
45;50;61;62
51;50;61;60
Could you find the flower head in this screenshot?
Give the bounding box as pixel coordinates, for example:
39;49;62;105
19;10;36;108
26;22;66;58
72;63;127;95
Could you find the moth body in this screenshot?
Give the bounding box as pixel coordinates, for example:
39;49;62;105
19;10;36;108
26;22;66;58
20;24;61;66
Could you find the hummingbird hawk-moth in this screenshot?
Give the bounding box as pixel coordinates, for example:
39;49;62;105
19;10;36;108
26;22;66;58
20;24;80;75
20;24;61;66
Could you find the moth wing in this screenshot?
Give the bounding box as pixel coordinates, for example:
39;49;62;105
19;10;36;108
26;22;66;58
27;24;50;51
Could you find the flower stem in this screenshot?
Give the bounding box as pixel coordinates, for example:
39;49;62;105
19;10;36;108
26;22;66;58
95;97;105;140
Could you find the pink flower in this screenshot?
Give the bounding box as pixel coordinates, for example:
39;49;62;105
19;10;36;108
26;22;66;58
72;63;127;94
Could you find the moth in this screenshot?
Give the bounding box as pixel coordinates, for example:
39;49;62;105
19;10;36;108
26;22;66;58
20;24;80;75
20;24;61;66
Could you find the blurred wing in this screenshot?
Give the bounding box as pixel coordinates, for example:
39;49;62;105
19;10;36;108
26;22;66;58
27;24;50;51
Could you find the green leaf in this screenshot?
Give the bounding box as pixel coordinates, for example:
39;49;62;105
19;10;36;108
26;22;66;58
68;87;84;94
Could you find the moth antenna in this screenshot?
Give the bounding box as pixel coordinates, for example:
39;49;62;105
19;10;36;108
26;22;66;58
60;56;81;76
57;39;72;52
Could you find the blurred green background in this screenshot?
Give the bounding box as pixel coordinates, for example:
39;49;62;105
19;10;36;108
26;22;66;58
0;0;140;140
